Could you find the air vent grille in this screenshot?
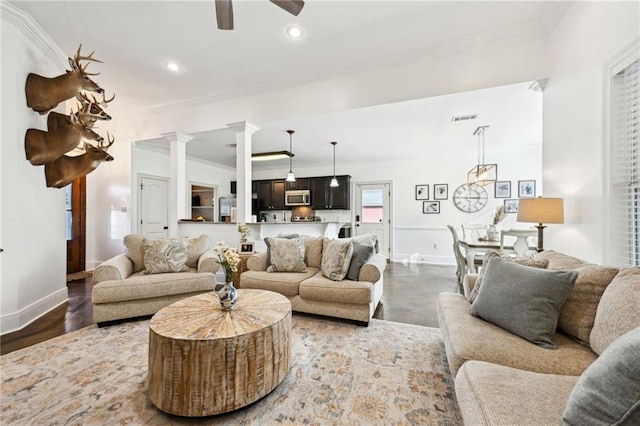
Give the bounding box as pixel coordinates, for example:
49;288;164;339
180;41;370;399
451;114;478;122
225;143;237;148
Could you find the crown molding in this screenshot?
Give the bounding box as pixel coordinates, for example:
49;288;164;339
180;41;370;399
1;1;67;72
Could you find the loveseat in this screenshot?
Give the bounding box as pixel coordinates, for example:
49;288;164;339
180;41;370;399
437;250;640;425
92;234;220;324
240;234;386;324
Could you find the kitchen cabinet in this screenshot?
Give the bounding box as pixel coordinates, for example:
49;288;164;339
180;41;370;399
256;180;286;210
230;180;257;195
311;175;350;210
285;178;310;190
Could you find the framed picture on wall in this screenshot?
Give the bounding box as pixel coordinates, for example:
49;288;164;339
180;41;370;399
433;184;448;200
495;181;511;198
423;201;440;214
415;184;429;200
504;199;519;213
518;180;536;198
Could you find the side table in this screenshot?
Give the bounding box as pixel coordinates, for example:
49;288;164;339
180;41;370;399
233;252;253;288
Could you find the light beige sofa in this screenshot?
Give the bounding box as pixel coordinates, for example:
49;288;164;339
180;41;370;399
240;235;386;324
437;250;640;425
92;234;220;324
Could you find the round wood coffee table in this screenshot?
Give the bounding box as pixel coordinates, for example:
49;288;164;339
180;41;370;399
147;289;292;417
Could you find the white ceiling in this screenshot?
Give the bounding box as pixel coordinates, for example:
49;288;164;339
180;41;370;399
9;0;565;168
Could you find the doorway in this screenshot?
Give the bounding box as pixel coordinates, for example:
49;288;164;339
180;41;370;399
65;176;86;274
138;175;169;237
354;182;392;260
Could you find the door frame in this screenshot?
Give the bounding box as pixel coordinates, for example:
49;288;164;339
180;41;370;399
136;173;169;235
352;180;393;261
67;176;86;274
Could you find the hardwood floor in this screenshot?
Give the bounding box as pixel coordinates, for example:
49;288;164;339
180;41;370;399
0;263;458;355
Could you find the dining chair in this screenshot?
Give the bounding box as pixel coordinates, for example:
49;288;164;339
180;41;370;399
461;223;486;241
499;229;537;258
447;225;483;292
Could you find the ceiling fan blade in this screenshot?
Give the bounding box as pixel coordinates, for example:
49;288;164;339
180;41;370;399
269;0;305;17
215;0;234;30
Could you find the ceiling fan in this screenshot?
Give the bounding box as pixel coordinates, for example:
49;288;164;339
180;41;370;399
215;0;305;30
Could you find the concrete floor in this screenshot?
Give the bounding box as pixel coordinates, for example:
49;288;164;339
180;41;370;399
373;262;459;328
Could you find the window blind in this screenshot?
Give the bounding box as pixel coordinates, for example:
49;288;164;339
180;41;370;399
611;59;639;266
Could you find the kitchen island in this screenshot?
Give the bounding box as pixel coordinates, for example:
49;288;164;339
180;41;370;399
178;220;349;253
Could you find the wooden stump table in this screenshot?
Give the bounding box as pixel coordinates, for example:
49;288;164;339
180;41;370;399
147;289;292;417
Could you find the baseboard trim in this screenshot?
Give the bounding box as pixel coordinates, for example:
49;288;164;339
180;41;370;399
0;288;68;335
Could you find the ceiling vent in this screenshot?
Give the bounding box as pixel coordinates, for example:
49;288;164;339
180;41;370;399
451;114;478;122
225;143;237;149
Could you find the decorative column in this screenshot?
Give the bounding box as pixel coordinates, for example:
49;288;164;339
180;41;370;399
162;131;193;237
227;121;261;224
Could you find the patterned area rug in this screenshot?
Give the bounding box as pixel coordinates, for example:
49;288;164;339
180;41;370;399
1;315;461;425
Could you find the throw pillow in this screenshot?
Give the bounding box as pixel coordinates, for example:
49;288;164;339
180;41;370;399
467;251;549;303
557;264;619;346
124;234;146;273
346;241;374;281
265;234;299;266
533;249;589;270
344;234;380;253
185;234;212;268
471;255;578;349
142;238;190;274
589;267;640;355
302;236;324;268
562;327;640;425
266;238;307;273
321;238;354;281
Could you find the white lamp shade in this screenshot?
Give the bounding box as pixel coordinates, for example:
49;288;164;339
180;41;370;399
517;197;564;224
329;177;339;187
286;171;296;182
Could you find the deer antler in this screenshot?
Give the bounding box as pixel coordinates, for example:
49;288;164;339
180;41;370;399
74;44;103;76
91;92;115;107
99;132;115;150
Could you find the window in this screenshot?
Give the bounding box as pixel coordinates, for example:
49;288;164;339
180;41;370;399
361;189;383;223
611;58;639;266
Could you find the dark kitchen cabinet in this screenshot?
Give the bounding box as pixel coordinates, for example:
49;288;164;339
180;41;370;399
256;180;286;210
285;177;310;191
311;175;350;210
230;180;257;195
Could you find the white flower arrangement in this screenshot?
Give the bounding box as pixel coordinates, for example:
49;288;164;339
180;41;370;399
237;223;251;243
214;241;241;283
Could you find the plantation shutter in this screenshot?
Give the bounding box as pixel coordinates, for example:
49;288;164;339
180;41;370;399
611;59;639;266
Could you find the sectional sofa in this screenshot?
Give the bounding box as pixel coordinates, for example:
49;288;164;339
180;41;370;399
437;250;640;425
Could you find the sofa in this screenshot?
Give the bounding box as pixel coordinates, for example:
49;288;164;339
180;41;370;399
240;234;386;324
437;250;640;425
92;234;220;324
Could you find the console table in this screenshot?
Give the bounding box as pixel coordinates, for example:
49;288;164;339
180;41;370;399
147;290;292;417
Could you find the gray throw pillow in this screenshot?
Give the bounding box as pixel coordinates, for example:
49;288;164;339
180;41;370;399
468;251;549;303
346;241;374;281
264;234;299;266
321;238;354;281
562;327;640;425
471;255;578;349
266;237;307;273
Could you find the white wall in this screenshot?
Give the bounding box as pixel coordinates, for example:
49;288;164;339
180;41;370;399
543;1;639;263
0;7;69;332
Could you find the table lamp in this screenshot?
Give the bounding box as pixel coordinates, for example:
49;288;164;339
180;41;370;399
517;197;564;252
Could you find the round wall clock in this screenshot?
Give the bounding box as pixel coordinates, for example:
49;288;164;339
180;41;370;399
453;184;488;213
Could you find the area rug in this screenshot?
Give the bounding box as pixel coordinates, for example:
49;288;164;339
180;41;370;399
1;315;461;425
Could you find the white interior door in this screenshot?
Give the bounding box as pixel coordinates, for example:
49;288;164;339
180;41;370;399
354;183;391;260
139;176;169;237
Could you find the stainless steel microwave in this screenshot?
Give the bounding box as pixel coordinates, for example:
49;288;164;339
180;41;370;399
285;190;311;206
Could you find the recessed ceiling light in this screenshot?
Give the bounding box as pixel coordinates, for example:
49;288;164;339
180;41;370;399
286;26;303;39
165;62;181;72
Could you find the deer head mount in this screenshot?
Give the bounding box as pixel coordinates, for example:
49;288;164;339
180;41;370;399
26;44;104;115
44;135;114;188
75;92;114;128
25;112;104;165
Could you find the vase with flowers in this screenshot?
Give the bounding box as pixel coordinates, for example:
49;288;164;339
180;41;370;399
487;205;505;241
237;223;251;244
213;241;241;310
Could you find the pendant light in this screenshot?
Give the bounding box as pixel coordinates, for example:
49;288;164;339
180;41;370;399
285;129;296;182
330;141;339;187
467;125;497;186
